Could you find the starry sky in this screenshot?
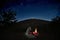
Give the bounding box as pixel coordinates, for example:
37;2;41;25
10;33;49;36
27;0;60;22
0;0;60;21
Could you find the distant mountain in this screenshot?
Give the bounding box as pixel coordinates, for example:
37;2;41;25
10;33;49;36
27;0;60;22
14;19;50;33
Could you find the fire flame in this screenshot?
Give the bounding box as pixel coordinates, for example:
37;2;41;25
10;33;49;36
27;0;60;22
33;28;38;36
35;28;37;33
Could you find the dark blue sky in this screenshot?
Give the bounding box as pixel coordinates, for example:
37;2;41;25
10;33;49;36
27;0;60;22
12;4;58;21
1;0;60;21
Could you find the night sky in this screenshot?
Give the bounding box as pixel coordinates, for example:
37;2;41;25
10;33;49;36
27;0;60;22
0;0;60;21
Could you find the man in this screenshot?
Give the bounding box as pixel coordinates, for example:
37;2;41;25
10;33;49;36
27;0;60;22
25;27;35;38
25;27;39;40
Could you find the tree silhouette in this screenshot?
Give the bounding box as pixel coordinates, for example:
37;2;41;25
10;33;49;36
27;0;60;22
52;16;60;22
0;9;17;31
48;16;60;40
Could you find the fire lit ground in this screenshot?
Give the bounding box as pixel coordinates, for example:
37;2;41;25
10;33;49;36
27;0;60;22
0;19;49;40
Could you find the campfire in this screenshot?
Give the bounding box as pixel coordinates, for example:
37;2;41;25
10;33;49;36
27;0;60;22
33;28;39;36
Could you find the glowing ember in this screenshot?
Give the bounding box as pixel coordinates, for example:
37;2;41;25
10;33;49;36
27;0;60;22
33;28;38;36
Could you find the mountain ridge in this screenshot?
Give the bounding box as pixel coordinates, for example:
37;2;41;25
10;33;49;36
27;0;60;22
18;19;50;23
14;19;49;32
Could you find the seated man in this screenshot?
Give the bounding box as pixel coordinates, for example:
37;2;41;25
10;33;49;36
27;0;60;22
25;27;39;39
